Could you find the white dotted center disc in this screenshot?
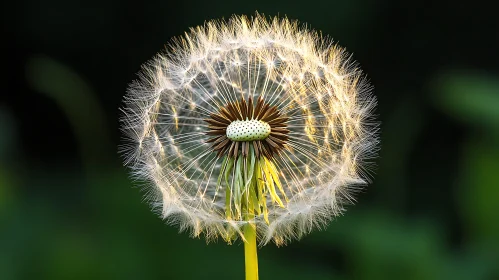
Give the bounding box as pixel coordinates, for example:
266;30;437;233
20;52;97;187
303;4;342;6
226;120;271;141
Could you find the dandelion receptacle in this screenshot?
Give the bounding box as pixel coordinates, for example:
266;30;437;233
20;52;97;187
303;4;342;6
121;13;378;280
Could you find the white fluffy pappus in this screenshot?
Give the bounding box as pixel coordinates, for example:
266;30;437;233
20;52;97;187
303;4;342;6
121;14;379;246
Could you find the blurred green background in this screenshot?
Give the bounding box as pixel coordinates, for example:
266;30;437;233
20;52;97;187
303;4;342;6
2;0;499;279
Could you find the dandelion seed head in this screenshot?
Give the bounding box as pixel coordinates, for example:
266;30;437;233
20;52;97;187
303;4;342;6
121;13;379;245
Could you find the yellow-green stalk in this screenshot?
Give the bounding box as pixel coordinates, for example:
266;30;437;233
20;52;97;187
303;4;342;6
244;221;258;280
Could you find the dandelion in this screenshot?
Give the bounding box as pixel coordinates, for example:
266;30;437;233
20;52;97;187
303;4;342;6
121;13;378;280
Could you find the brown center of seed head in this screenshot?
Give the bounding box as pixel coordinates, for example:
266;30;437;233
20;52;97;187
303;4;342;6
204;97;290;159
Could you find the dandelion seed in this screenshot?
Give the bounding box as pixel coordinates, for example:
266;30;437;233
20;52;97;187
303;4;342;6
121;13;379;280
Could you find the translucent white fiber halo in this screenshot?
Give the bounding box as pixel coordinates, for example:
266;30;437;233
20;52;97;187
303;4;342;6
121;14;379;246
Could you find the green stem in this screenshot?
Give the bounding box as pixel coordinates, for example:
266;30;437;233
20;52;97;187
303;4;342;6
244;222;258;280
